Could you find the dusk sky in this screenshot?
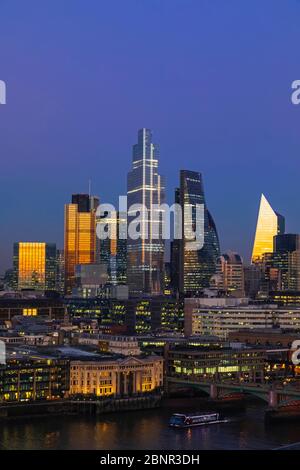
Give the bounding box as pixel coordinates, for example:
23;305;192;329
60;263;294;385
1;0;300;272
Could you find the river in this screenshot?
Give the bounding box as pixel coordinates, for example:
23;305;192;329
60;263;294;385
0;398;299;450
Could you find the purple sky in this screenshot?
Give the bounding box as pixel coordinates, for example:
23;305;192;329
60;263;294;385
1;0;300;272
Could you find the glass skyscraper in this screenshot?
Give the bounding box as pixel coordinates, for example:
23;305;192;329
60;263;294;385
13;242;57;291
127;128;165;297
251;194;285;263
179;170;220;295
64;194;97;294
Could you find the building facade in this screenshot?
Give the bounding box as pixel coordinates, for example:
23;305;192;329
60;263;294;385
13;242;57;291
127;128;165;297
251;194;285;263
179;170;220;295
70;356;163;397
98;211;127;286
215;251;245;296
0;355;69;402
64;194;97;294
165;346;266;383
184;298;300;339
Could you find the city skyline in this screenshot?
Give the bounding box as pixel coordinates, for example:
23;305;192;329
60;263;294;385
1;146;297;274
1;0;300;273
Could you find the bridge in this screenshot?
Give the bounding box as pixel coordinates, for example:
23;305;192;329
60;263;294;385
166;375;300;408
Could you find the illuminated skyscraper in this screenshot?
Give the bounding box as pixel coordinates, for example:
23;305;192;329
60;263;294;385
127;128;165;297
99;211;127;285
179;170;220;295
13;242;57;291
251;194;285;263
64;194;96;294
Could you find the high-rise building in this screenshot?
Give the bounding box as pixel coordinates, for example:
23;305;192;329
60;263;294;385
56;249;65;294
251;194;285;263
179;170;220;295
64;194;96;294
261;234;300;292
98;211;127;286
13;242;57;291
127;128;165;297
215;251;245;296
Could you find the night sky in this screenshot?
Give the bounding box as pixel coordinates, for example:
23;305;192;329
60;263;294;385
1;0;300;273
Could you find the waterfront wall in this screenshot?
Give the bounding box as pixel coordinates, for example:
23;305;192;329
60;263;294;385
0;395;162;420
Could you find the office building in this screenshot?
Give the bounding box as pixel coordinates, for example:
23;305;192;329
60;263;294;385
215;251;245;296
166;345;266;384
184;298;300;339
179;170;220;295
251;194;285;263
244;264;262;299
261;234;300;292
127;128;165;297
13;242;57;291
98;211;127;286
64;194;97;294
0;351;69;402
74;263;108;297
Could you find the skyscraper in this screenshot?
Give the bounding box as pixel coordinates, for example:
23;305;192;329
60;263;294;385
179;170;220;295
127;128;165;297
261;234;300;292
64;194;96;294
251;194;285;263
13;242;57;291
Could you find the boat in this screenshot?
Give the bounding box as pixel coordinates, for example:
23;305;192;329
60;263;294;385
169;411;228;428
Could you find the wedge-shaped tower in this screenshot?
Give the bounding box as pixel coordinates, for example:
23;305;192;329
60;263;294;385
251;194;285;263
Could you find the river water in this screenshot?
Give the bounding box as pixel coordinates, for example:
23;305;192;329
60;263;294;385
0;398;299;450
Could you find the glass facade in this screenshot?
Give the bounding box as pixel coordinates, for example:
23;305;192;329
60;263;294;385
179;170;220;295
98;211;127;285
127;129;165;297
13;242;57;291
64;194;96;294
261;234;300;292
251;194;285;263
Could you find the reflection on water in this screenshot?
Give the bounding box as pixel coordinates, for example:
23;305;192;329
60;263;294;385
0;398;300;450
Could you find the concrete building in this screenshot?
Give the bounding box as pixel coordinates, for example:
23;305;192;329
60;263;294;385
215;251;245;296
184;298;300;339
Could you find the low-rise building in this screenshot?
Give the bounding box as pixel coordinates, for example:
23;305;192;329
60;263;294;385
0;350;69;402
77;333;141;356
70;356;163;397
185;298;300;339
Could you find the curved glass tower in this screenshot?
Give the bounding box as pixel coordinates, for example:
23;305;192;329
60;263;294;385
179;170;220;295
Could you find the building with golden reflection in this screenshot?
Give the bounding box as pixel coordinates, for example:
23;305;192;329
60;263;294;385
13;242;57;291
64;194;97;294
251;194;285;264
70;356;163;397
0;351;69;402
